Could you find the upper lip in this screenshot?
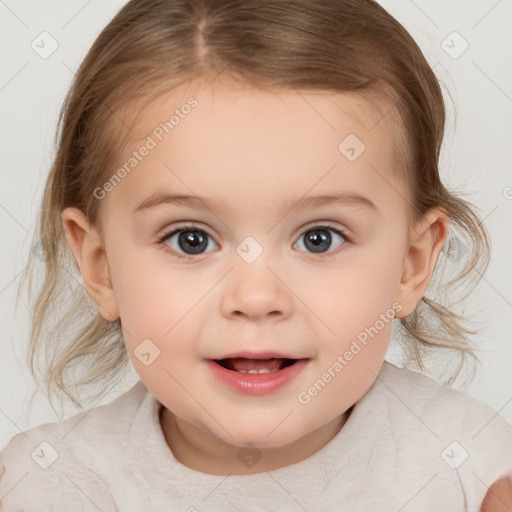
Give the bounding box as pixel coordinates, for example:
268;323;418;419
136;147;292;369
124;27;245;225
211;351;306;360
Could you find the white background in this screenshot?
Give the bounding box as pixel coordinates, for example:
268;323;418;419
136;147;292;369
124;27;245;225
1;0;511;451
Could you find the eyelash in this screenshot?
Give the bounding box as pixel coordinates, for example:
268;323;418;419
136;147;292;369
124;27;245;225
157;223;349;261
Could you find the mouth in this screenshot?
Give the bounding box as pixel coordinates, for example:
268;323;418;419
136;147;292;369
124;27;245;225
213;357;298;374
207;355;309;395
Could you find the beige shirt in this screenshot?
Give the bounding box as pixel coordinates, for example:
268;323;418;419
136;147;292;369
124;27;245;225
1;360;511;511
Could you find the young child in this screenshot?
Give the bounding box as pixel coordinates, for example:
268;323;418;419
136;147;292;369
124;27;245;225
1;0;511;510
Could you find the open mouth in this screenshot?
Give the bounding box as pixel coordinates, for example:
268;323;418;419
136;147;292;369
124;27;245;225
213;357;298;374
207;356;309;394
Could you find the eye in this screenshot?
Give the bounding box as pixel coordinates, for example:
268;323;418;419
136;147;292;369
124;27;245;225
293;224;346;255
158;225;218;257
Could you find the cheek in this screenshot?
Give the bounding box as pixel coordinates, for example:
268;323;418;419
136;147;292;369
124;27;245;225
109;250;217;383
108;241;204;332
306;246;404;326
113;254;210;400
298;234;405;378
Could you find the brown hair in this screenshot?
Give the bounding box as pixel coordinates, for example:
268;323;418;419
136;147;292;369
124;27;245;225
22;0;489;409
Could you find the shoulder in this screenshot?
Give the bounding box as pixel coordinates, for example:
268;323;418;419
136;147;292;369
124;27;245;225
377;361;512;508
378;360;511;436
0;380;147;511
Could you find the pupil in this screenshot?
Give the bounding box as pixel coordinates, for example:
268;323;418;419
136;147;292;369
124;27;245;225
305;229;331;253
179;230;207;254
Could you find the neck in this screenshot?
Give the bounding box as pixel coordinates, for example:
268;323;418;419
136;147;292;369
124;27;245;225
160;407;351;475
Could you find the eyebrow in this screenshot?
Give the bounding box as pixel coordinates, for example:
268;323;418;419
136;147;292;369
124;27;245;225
133;192;378;214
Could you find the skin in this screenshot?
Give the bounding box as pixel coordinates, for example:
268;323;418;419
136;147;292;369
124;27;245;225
62;79;451;476
480;477;512;511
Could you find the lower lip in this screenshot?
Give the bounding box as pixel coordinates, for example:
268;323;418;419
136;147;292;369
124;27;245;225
206;359;309;395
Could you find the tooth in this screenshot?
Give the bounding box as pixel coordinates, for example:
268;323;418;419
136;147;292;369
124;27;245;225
236;368;279;374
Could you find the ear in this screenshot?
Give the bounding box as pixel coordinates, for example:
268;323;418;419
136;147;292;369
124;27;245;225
61;207;119;322
394;207;450;318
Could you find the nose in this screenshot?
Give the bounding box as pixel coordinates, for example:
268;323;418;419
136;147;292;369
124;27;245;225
220;258;293;321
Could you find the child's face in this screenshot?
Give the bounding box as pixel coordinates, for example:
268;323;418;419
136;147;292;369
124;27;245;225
95;81;422;461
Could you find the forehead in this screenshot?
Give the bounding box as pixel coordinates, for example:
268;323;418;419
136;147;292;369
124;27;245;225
126;79;397;146
105;80;407;217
